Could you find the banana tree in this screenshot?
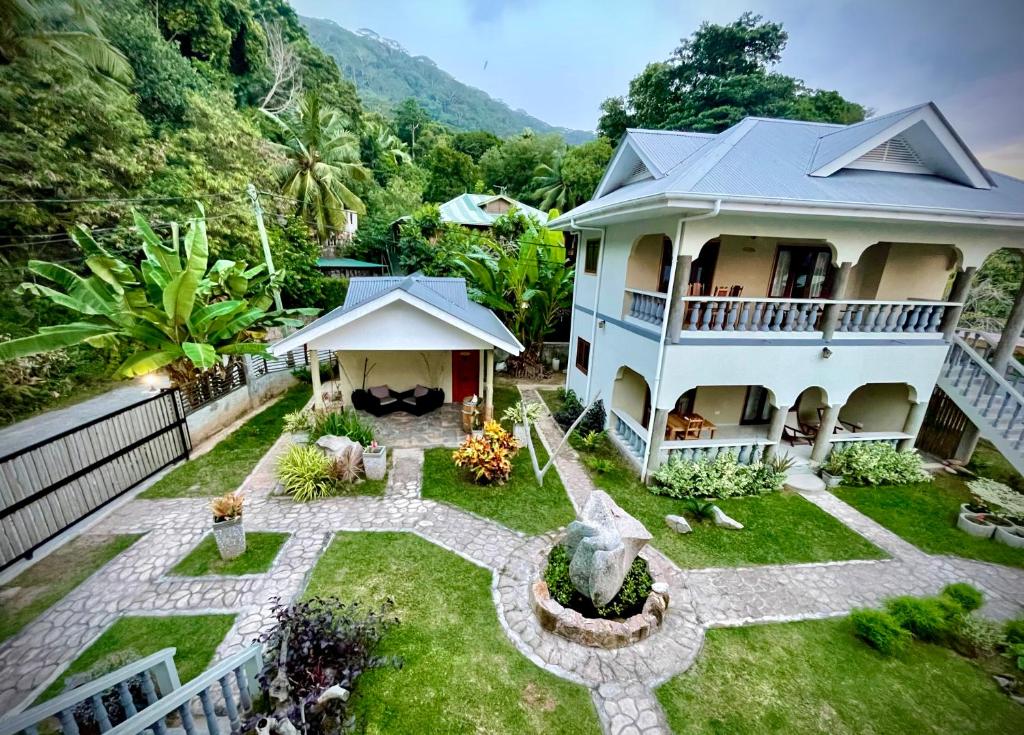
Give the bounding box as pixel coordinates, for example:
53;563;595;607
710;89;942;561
0;205;318;386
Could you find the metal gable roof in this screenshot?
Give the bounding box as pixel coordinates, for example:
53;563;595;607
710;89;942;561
550;104;1024;226
269;275;523;356
626;129;714;176
438;193;549;227
808;104;925;172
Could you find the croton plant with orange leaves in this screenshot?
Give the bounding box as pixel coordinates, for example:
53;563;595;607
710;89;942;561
452;420;520;484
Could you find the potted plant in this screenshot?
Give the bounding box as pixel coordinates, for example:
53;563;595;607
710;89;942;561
819;448;848;488
211;492;245;560
964;478;1024;541
502;400;544;446
363;440;387;481
995;524;1024;548
956;512;996;539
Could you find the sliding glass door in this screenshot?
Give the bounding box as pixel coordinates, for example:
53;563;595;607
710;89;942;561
768;246;832;298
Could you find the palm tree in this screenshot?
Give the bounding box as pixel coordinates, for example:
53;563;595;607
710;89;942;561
532;154;575;212
264;92;371;244
0;0;132;87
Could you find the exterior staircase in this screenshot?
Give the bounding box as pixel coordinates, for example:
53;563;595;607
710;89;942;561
936;333;1024;475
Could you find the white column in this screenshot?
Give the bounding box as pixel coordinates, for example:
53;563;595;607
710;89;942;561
811;404;842;464
309;347;324;410
484;349;494;421
478;350;484;398
763;404;791;460
899;401;928;451
645;408;670;474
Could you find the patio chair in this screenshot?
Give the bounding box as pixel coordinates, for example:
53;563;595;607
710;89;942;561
816;407;862;433
351;385;402;416
783;408;816;445
396;385;445;416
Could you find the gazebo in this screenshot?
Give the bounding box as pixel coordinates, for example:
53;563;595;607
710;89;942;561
269;275;523;419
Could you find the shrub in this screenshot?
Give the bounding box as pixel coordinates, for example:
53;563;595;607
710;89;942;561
850;608;911;656
578;399;607;435
585;456;616;474
452;420;517;484
952;614;1006;658
1004;618;1024;646
249;596;399;734
309;409;375;445
966;477;1024;518
682;497;717;521
283;409;313;433
277;444;334;501
576;429;607;453
884;596;955;642
502;399;544;426
650;453;786;499
825;442;930;486
553;389;584;429
942;583;984;613
543;544;653;619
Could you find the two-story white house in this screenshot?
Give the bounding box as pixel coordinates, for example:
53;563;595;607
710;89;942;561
550;103;1024;478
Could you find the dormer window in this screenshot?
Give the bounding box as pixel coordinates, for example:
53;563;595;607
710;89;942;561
846;134;930;174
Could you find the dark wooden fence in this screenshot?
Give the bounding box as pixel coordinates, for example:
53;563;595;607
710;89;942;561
178;361;247;415
0;389;191;570
916;386;969;460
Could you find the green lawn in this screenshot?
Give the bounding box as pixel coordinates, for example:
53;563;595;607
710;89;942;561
837;474;1024;568
170;532;289;576
0;534;141;644
537;387;562;417
492;381;520;429
421;426;576;535
41;614;235;700
304;532;599;734
656;618;1024;734
141;384;311;499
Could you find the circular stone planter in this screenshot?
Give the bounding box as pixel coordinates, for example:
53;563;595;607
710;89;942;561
820;470;843;488
960;503;990;517
995;525;1024;548
957;512;996;539
530;577;671;649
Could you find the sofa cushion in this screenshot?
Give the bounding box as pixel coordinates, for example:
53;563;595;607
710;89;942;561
369;385;390;399
414;385;429;398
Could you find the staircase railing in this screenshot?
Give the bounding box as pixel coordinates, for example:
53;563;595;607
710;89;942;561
958;329;1024;391
939;336;1024;460
0;649;181;735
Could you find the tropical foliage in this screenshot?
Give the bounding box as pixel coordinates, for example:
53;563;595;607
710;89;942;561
452;420;519;485
823;443;930;487
0;207;316;385
597;13;865;139
650;453;788;499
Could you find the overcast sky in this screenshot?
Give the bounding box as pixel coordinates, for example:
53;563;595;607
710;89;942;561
293;0;1024;176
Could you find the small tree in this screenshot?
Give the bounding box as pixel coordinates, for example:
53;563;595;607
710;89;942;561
0;205;317;386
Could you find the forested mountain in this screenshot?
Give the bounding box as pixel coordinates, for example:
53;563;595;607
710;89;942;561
300;16;592;144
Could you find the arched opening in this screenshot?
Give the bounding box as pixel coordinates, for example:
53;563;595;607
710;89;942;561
848;242;959;301
688;235;835;298
664;384;776;441
625;234;673;293
609;365;653;461
839;383;916;433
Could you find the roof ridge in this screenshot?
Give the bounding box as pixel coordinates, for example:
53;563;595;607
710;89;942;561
815;102;930;141
671;118;760;191
627;127;717;138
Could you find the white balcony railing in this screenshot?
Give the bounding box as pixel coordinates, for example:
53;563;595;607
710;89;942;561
620;292;959;338
661;436;775;465
610;408;649;458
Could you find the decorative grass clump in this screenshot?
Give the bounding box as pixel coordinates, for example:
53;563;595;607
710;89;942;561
850;608;912;656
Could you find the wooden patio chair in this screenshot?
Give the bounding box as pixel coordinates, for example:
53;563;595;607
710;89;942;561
783;407;816;445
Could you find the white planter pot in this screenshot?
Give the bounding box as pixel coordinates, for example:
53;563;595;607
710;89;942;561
551;358;561;372
995;525;1024;548
821;470;843;488
513;423;529;446
212;516;246;559
956;513;995;539
363;448;387;481
959;503;988;516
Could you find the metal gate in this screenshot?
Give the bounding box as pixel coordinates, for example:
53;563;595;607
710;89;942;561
0;389;191;570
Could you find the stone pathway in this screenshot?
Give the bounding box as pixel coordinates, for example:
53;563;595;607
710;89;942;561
1;391;1023;735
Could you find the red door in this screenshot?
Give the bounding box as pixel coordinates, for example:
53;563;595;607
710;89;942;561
451;350;479;402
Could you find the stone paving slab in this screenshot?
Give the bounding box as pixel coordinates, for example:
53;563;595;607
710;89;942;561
2;396;1024;735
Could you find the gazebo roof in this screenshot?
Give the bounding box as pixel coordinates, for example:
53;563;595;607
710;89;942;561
269;274;523;356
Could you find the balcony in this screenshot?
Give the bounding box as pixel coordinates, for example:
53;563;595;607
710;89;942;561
623;288;957;338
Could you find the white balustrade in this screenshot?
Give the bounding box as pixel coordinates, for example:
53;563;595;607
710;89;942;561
836;301;949;334
624;288;667;325
680;297;823;333
661;437;774;465
611;408;649;458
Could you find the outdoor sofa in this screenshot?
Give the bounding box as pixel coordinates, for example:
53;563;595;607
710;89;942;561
351;385;445;417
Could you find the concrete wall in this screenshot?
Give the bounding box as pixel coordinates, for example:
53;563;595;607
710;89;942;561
334;349;455;402
692;385;748;425
611;366;649;423
625;234;666;293
849;242;956;300
839;383;913;431
308;301;492;352
186;369;297;446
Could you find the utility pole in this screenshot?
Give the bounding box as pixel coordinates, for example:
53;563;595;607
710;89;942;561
247;183;284;314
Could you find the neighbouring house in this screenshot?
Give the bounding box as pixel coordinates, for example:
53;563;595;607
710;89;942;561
316;256;389;278
549;102;1024;478
269;275;523;419
437;192;549;230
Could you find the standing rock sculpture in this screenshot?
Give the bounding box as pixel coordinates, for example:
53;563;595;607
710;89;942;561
564;490;653;606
